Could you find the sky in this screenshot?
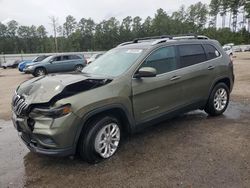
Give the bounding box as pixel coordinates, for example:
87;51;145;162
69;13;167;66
0;0;211;33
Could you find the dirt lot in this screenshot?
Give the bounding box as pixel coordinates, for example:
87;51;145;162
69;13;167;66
0;53;250;187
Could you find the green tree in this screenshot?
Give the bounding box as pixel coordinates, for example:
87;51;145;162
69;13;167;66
0;22;7;37
132;16;142;38
220;0;229;28
171;5;187;22
141;16;152;37
6;20;18;37
119;16;133;42
78;18;95;50
209;0;220;27
151;8;171;35
229;0;245;32
37;25;47;52
63;15;77;37
245;0;250;31
187;2;208;30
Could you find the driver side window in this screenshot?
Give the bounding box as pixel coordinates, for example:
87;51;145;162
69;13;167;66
140;46;177;75
53;56;61;62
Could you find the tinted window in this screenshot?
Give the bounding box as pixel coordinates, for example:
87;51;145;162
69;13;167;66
140;46;177;75
204;44;220;60
53;56;61;61
62;55;69;60
178;44;206;68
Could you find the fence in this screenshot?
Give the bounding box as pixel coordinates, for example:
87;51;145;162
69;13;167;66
0;51;105;66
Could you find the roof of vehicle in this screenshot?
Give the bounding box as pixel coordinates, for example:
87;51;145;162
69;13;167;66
116;34;215;50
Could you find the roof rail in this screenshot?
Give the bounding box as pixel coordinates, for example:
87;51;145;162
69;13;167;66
117;34;209;47
133;35;173;43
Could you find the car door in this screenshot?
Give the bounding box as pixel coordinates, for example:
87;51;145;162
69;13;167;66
46;56;62;73
49;55;73;72
132;46;185;124
61;55;75;72
176;43;220;107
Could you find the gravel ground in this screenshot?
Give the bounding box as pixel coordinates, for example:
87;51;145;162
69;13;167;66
0;52;249;188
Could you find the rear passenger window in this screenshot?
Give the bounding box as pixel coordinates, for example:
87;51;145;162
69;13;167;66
203;44;220;60
69;55;81;60
62;56;69;60
141;46;177;75
178;44;206;68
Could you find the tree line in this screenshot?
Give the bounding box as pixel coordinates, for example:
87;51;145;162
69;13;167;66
0;0;250;54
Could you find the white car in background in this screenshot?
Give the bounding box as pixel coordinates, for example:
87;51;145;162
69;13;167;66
223;46;233;57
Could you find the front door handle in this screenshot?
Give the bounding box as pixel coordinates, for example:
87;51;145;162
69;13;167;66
170;75;181;81
208;66;215;70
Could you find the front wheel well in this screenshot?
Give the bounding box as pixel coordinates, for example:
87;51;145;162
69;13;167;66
82;108;131;135
34;66;47;72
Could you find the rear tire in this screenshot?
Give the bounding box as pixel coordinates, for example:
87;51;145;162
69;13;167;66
33;67;46;77
78;115;121;164
205;83;229;116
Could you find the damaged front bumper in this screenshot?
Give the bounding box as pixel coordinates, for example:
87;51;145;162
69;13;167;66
12;111;81;157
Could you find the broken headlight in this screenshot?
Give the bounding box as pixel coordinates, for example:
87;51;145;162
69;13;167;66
30;104;72;118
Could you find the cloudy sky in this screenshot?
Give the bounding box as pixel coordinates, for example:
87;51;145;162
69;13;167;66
0;0;210;31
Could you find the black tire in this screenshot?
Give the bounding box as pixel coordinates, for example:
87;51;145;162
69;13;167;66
3;66;6;69
33;67;46;77
78;115;122;164
205;83;229;116
74;65;83;72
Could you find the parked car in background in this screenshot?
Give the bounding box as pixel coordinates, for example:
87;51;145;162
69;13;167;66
12;34;234;163
18;55;50;72
24;54;86;77
223;46;233;57
243;46;250;52
2;59;22;69
87;53;104;64
233;46;242;52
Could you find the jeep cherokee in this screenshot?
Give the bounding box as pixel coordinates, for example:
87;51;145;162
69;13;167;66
12;35;234;163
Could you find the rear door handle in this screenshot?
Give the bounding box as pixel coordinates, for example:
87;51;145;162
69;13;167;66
208;66;215;70
170;75;181;81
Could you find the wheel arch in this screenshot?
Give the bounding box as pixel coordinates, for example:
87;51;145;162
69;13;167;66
212;77;231;91
73;104;135;151
207;77;231;103
34;66;47;73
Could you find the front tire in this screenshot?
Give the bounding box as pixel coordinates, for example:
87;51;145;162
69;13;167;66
205;83;229;116
33;67;46;77
78;115;121;164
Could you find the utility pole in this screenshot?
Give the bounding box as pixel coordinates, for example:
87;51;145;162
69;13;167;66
49;16;59;53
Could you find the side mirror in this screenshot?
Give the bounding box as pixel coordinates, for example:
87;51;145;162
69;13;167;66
134;67;157;78
49;59;54;63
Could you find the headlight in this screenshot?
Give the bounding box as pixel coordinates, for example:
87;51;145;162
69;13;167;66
26;66;33;69
30;104;72;118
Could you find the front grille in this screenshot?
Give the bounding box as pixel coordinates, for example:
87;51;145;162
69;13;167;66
12;92;28;116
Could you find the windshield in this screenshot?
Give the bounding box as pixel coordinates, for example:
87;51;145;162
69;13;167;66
41;56;54;63
82;48;144;77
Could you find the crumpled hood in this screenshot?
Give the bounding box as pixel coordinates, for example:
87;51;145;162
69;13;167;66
16;73;111;105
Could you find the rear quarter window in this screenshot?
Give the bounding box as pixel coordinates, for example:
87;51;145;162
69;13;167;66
203;44;220;60
178;44;206;68
69;55;81;60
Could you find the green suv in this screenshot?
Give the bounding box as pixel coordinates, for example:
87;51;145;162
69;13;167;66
12;35;234;163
